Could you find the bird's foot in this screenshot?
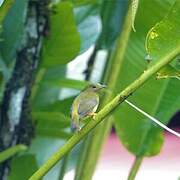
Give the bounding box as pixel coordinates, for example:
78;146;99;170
87;112;97;120
76;126;81;132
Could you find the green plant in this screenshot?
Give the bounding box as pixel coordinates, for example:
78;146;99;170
0;0;179;180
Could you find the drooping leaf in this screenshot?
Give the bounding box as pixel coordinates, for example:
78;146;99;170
114;0;180;157
9;154;38;180
42;2;81;67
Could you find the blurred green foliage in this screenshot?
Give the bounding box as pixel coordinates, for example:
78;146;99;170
0;0;179;179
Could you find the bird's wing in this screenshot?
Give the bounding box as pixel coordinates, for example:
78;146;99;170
78;97;99;118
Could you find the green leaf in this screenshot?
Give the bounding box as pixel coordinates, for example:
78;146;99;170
157;64;180;79
41;78;89;90
74;4;102;53
32;111;70;131
32;83;60;109
98;0;128;49
42;2;80;67
0;0;28;64
35;97;74;114
145;0;180;62
9;154;38;180
31;66;66;109
146;0;180;80
0;0;14;24
114;0;180;157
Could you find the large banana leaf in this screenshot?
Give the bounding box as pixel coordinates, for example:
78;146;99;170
41;2;80;67
114;0;180;156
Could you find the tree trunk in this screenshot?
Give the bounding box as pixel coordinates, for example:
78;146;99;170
0;0;49;179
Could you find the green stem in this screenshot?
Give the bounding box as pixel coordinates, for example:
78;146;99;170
0;144;27;163
128;156;143;180
29;44;180;180
74;2;132;180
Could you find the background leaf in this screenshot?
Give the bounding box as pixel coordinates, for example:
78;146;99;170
9;154;38;180
114;0;180;156
0;0;28;65
0;0;14;24
41;78;89;90
146;0;180;62
42;2;81;67
98;0;128;49
74;3;102;53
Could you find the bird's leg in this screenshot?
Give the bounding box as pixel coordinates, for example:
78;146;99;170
87;112;97;120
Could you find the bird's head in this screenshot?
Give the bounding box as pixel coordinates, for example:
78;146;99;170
85;83;106;92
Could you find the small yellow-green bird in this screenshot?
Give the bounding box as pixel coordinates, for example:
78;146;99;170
70;83;106;132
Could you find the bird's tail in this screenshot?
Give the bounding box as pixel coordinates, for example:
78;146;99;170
71;116;80;132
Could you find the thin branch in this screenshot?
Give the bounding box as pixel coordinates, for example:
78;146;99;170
29;45;180;180
125;100;180;137
0;144;27;163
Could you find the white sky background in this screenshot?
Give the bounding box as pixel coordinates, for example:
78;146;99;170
0;0;4;7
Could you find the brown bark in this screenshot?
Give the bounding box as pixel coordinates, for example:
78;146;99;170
0;0;49;179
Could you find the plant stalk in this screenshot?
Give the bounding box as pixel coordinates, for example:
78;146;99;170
0;145;27;163
128;156;143;180
29;44;180;180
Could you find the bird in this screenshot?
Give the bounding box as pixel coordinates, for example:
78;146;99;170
70;83;106;132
